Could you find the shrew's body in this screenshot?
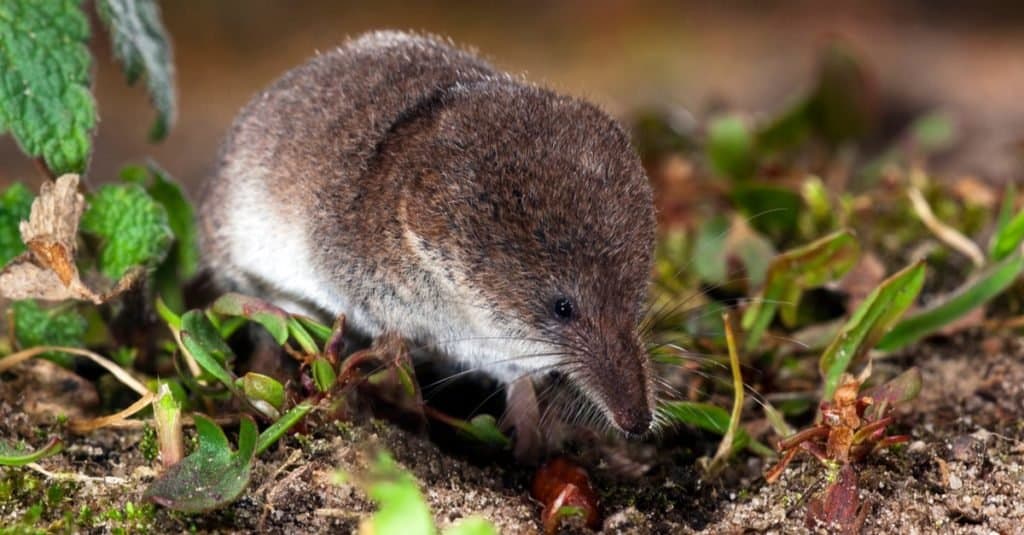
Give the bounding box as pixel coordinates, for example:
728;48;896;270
199;31;657;436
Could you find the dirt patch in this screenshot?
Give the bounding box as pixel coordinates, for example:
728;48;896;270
2;331;1022;533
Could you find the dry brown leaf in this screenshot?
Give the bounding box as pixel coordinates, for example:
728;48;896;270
0;253;98;302
0;174;137;304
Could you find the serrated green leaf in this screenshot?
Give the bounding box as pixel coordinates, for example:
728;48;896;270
80;183;173;280
820;261;926;400
143;414;256;513
742;230;860;351
877;251;1024;351
11;300;87;368
0;0;96;174
0;182;34;265
96;0;176;140
0;437;63;466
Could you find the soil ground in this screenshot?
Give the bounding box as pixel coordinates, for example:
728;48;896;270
2;330;1022;533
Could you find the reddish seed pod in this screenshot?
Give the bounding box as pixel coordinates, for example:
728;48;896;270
531;457;600;534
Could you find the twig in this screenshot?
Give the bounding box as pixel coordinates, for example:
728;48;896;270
26;462;127;484
907;184;984;267
0;345;149;396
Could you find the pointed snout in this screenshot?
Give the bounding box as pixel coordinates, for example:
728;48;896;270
595;331;655;436
612;405;653;435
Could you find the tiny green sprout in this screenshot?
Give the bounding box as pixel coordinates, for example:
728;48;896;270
255;401;314;456
152;383;183;468
287;317;320;355
143;414;257;513
237;372;285;416
210;293;290;344
340;450;500;535
311;358;337;393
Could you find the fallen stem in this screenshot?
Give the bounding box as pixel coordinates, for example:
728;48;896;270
709;312;745;473
907;183;984;267
0;345;149;396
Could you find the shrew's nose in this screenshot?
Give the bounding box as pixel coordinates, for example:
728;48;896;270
613;406;653;435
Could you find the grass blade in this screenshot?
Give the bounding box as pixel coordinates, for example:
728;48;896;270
878;251;1024;351
819;261;925;400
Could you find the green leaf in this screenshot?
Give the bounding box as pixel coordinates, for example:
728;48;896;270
255;401;313;456
443;517;499;535
179;310;236;389
11;300;87;368
0;0;96;174
742;230;860;350
693;215;729;284
877;251;1024;351
143;414;257;513
287;317;319;355
144;164;198;277
657;401;772;457
0;182;34;265
460;415;511;449
80;183;173;280
707;115;756;181
820;261;926;400
360;452;436;535
155;296;181;331
210;293;289;345
236;372;285;411
310;358;337;393
95;0;177;140
990;182;1017;261
295;315;333;343
0;437;63;466
990;207;1024;262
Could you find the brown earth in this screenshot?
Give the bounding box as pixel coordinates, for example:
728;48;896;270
2;330;1022;533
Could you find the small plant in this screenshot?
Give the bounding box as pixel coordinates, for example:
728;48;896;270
337;451;498;535
765;368;920;483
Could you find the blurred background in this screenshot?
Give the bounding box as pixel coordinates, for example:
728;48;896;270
3;0;1023;190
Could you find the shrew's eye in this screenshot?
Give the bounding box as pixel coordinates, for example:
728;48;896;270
552;297;575;321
